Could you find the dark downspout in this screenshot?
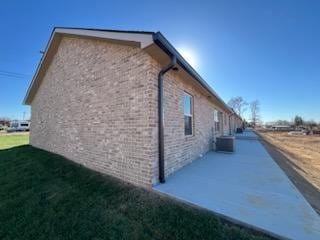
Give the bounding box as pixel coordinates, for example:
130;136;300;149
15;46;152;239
229;115;232;135
158;56;177;183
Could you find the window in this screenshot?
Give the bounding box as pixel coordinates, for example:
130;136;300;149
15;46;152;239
214;109;223;132
10;122;18;128
184;92;193;136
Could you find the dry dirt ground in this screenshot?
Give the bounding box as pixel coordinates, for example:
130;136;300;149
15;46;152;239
0;131;29;135
257;131;320;214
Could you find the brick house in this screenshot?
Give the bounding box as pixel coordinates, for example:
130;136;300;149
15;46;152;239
24;28;242;188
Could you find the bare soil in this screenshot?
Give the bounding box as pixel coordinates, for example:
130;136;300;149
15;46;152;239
0;131;29;135
257;131;320;214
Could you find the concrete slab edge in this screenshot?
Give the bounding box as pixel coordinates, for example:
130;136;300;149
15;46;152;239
153;188;291;240
254;130;320;215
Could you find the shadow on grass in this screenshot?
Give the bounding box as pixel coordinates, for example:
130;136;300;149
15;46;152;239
258;137;320;215
0;145;273;240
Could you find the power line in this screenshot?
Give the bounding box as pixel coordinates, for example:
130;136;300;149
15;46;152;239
0;73;27;79
0;70;29;76
0;70;31;79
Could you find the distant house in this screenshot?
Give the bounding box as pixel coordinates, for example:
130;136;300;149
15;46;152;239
0;119;10;127
24;28;242;188
271;125;292;131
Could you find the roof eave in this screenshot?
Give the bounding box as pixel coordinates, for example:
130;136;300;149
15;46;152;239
23;27;155;105
24;28;233;115
23;28;57;105
153;32;233;114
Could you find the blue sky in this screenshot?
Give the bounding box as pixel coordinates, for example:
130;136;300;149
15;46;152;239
1;0;319;122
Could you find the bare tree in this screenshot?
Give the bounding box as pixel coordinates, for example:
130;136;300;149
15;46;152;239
0;117;10;126
304;119;317;130
228;97;248;117
275;120;291;126
250;100;260;128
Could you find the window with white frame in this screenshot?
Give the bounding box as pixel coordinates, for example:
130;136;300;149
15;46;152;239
213;109;220;132
184;92;193;136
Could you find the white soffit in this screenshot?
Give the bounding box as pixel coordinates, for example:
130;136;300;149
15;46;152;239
55;28;154;48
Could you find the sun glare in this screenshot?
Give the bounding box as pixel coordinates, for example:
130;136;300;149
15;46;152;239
177;48;198;69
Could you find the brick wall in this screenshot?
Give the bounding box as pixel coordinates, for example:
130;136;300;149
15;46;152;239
30;37;157;188
30;35;231;188
148;58;230;181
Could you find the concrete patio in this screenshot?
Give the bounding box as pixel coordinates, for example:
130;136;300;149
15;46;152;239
154;130;320;240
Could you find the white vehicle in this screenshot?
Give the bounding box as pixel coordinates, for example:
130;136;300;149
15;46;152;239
7;121;30;132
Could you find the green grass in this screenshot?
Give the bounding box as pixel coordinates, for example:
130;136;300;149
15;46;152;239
0;135;272;240
0;133;29;149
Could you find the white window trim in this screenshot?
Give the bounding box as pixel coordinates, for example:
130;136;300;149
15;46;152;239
184;92;194;136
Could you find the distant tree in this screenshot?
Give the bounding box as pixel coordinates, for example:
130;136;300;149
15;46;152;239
294;115;304;126
249;100;260;128
0;117;10;126
228;97;248;118
304;120;317;129
275;120;291;126
242;119;248;128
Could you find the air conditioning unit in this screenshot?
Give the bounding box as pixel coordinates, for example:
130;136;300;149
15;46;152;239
216;136;235;152
236;128;243;133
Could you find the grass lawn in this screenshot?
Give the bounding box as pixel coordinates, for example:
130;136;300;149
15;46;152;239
0;133;29;149
0;135;271;240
